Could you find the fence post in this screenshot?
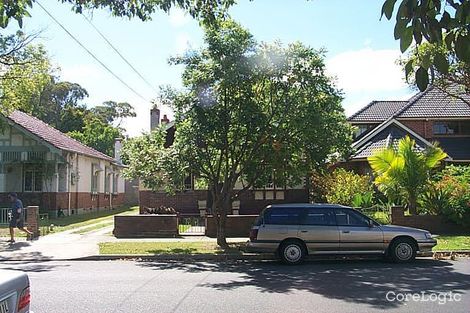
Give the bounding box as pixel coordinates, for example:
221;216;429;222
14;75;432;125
390;206;405;225
26;206;40;238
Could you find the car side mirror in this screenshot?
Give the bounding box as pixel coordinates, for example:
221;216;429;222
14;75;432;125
367;219;374;228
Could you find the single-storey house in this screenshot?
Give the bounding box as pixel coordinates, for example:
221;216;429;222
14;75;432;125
138;108;309;216
0;110;126;216
344;85;470;173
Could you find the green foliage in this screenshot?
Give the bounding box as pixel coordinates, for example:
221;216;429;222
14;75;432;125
68;115;122;156
0;0;235;28
382;0;470;91
123;19;353;246
420;165;470;227
91;101;136;125
324;168;374;207
368;136;447;214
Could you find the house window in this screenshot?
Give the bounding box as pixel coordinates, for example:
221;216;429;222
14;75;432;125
112;174;119;194
24;166;42;192
433;121;470;136
91;164;101;194
354;124;377;139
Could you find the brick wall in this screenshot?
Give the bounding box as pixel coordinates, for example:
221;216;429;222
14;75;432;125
398;119;434;140
205;215;258;238
139;189;309;216
391;206;470;234
25;206;39;237
113;214;178;238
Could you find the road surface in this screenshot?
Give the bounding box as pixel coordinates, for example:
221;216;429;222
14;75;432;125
1;258;469;313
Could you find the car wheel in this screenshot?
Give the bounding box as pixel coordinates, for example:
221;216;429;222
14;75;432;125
390;238;417;263
279;240;306;265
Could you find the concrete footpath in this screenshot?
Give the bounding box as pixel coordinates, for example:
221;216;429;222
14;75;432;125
0;224;248;261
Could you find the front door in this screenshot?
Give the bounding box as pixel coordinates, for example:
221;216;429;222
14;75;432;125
334;208;384;253
298;208;339;253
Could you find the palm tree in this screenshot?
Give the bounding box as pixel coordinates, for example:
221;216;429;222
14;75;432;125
368;136;447;215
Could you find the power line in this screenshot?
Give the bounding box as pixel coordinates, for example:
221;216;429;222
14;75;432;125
36;1;149;103
82;14;159;94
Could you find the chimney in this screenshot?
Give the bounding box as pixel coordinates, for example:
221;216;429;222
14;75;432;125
150;108;160;130
161;114;170;125
114;138;123;163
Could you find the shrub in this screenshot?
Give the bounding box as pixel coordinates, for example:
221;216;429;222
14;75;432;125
144;206;177;215
420;165;470;227
324;168;374;207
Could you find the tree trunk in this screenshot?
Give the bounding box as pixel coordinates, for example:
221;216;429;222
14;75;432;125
408;194;418;215
215;195;231;249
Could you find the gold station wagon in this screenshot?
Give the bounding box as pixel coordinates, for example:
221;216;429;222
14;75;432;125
246;204;437;264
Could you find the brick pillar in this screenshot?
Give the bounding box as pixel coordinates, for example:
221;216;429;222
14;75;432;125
391;206;405;225
26;206;40;237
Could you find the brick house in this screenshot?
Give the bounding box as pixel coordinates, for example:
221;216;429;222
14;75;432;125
345;85;470;173
138;108;309;216
0;110;125;216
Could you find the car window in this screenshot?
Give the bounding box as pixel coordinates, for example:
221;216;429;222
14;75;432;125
303;208;335;226
264;207;302;225
334;208;369;227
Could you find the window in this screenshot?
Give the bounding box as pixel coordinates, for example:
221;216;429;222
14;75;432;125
104;168;111;194
354;124;377;139
334;209;369;227
303;208;335;226
112;174;119;194
23;166;42;192
264;207;302;225
91;164;100;193
433;121;470;136
184;175;193;190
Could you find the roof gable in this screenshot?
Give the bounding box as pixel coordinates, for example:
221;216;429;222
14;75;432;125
5;110;115;162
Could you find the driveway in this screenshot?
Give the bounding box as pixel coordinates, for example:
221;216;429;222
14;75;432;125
1;258;469;313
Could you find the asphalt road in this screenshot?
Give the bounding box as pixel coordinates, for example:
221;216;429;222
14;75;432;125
1;258;469;313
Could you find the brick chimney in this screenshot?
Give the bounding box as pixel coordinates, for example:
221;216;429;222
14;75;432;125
150;108;160;130
161;114;170;125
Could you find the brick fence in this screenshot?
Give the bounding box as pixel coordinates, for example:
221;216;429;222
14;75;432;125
391;206;470;234
205;215;258;238
113;214;178;238
25;206;40;237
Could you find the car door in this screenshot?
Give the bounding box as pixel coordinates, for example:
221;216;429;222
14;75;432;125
334;208;384;253
298;207;339;254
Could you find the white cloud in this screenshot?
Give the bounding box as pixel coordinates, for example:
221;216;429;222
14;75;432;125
169;8;191;28
327;48;407;94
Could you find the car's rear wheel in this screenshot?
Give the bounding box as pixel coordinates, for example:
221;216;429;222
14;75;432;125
279;240;306;265
389;238;417;263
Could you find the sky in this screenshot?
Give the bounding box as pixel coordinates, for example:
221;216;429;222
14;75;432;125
7;0;416;137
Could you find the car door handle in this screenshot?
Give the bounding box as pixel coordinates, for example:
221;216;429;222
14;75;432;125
342;230;350;233
300;230;308;233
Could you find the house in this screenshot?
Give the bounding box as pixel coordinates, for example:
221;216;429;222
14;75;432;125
345;85;470;174
0;110;126;216
138;108;309;216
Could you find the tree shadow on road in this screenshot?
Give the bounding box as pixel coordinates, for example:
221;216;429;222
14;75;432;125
137;258;470;309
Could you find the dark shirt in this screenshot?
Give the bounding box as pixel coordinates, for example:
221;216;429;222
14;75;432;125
11;199;23;220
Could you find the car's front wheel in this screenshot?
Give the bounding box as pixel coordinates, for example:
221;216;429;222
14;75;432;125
389;238;417;263
279;240;306;265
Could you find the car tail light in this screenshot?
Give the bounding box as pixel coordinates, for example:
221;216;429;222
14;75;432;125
249;228;258;241
17;286;30;311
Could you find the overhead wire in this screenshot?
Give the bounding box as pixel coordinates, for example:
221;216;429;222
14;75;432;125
36;1;150;103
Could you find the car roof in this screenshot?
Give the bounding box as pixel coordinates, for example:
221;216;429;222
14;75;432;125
266;203;351;209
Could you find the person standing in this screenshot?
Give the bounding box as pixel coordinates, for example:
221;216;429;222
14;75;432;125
8;192;33;243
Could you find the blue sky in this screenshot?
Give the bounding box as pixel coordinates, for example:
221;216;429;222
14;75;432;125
8;0;415;136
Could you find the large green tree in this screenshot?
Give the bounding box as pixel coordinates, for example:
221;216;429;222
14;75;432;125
122;19;353;247
382;0;470;91
368;136;447;215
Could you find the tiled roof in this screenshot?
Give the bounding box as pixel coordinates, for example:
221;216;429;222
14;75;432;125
438;137;470;160
396;85;470;118
351;122;429;159
7;110;115;161
348;101;408;122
